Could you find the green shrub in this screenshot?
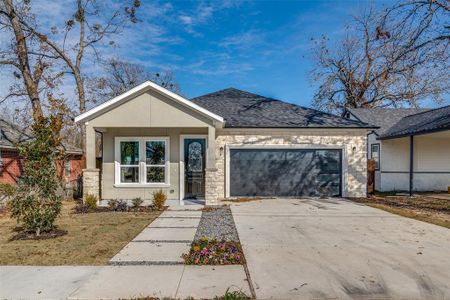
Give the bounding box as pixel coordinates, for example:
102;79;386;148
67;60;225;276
85;194;98;210
9;116;62;236
152;189;166;210
107;199;118;210
132;197;143;208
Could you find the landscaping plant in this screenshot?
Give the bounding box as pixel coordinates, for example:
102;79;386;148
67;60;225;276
108;199;118;210
85;194;98;210
183;237;245;265
8;116;63;236
215;288;250;300
116;200;129;212
152;189;166;210
132;197;144;208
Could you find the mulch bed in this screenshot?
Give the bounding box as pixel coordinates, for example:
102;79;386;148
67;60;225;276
9;228;68;241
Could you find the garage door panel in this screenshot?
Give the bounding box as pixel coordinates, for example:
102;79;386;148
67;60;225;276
230;149;341;197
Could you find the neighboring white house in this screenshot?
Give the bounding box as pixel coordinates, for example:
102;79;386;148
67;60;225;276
343;106;450;194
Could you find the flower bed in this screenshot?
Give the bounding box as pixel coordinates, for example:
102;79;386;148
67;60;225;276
182;237;244;265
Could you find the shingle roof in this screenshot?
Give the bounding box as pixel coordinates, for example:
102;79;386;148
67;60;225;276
379;105;450;139
0;118;82;155
346;108;429;135
0;118;32;148
191;88;374;128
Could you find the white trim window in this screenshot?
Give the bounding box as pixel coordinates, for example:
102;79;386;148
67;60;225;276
115;137;170;186
371;143;380;170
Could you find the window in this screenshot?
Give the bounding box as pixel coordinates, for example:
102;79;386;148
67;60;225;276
115;137;169;186
371;144;380;170
64;160;71;177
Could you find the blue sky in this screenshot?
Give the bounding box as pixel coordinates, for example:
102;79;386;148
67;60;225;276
114;0;390;106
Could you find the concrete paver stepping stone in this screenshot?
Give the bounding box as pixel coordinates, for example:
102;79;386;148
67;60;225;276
160;210;202;218
134;227;197;241
176;265;251;299
0;266;99;300
110;242;190;263
68;265;184;300
149;216;200;228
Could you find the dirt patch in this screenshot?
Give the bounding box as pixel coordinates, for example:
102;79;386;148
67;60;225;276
352;196;450;229
9;228;68;241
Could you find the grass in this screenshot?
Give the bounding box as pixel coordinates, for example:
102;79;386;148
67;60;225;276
352;196;450;229
0;200;161;265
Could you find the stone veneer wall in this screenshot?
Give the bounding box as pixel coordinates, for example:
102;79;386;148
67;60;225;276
205;131;367;204
82;168;100;202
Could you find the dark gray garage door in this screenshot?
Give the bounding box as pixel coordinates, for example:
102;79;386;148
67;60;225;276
230;148;342;197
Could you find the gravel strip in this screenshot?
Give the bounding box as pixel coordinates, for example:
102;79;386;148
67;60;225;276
194;205;239;241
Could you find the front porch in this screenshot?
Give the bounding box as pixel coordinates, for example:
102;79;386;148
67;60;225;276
83;126;220;205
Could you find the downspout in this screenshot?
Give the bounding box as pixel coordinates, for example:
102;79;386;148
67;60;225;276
409;135;414;197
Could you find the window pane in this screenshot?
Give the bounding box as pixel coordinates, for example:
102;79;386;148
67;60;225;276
121;141;139;165
147;166;165;183
146;141;165;165
121;166;139;183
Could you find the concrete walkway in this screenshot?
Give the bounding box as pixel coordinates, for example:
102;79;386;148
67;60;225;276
232;198;450;300
0;205;251;299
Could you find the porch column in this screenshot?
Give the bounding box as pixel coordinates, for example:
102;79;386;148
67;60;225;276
83;123;100;201
205;126;219;205
409;135;414;197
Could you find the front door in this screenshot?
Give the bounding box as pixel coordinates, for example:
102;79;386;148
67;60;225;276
184;138;206;199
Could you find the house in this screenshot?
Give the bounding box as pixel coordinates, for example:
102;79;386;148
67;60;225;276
75;81;376;205
0;118;83;187
343;106;450;194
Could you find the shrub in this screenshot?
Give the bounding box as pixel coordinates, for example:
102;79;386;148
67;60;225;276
75;203;89;214
152;189;166;210
85;194;98;210
116;200;128;212
132;197;143;208
9;116;63;236
107;199;118;210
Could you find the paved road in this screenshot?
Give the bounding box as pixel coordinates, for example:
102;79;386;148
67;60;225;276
231;198;450;300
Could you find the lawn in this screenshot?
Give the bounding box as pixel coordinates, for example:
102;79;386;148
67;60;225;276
352;195;450;229
0;200;161;265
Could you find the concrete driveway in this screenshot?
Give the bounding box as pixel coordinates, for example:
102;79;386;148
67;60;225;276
231;198;450;299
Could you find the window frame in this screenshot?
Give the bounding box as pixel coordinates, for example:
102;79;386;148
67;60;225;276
114;137;170;187
370;143;380;170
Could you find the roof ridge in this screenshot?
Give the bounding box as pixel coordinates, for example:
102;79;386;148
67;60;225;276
401;104;450;119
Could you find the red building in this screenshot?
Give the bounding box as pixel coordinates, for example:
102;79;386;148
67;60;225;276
0;119;83;187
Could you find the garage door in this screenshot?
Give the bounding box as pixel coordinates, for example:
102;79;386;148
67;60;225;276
229;148;342;197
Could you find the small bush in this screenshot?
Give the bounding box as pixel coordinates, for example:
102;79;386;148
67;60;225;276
85;194;98;210
152;189;166;210
132;197;143;208
75;203;89;214
108;199;118;210
116;200;128;212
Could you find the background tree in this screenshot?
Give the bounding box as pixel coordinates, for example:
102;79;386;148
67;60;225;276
311;1;450;113
3;0;141;153
87;58;180;105
0;0;54;120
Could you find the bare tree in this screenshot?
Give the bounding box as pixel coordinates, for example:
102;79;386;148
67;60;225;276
0;0;48;120
311;1;449;113
87;58;180;104
5;0;141;153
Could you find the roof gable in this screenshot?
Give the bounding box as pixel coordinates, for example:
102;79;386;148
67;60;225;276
74;81;224;124
192;88;373;129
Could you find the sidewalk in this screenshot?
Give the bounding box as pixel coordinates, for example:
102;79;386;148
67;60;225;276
0;205;250;300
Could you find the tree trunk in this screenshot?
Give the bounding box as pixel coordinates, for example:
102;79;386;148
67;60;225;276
4;0;43;121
